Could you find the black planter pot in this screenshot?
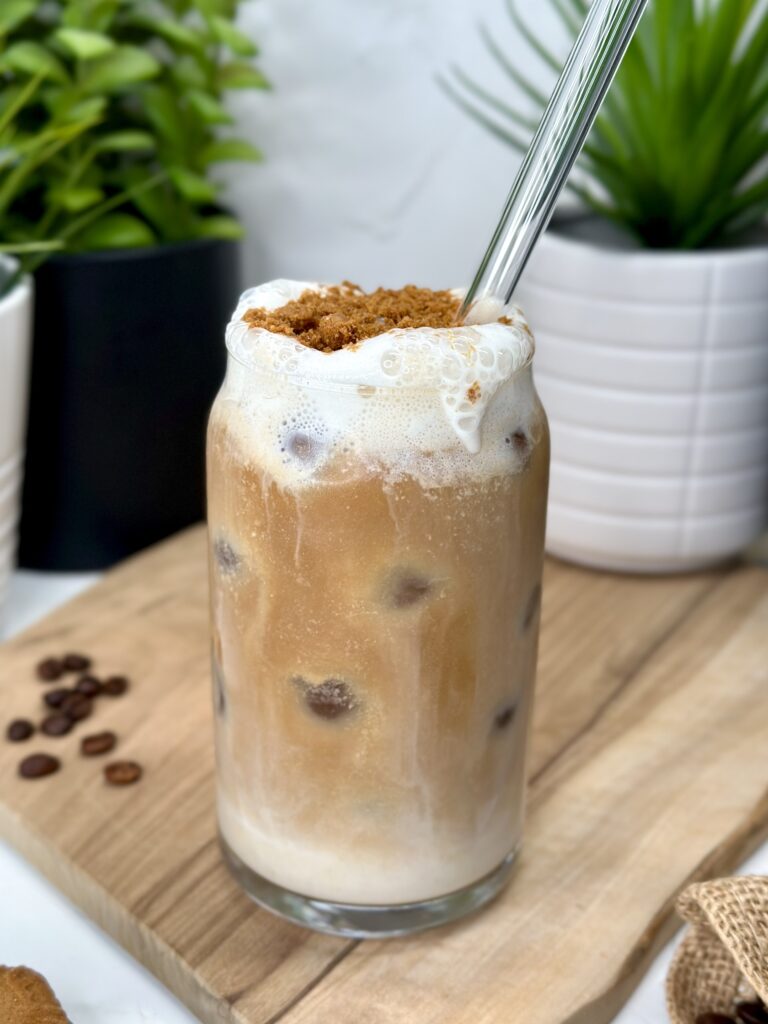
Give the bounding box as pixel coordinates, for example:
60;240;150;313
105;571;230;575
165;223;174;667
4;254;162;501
19;237;241;570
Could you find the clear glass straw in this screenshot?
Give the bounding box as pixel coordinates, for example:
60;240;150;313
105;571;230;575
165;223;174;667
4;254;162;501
459;0;650;323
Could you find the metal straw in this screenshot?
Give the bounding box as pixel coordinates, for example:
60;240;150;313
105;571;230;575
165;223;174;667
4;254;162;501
459;0;650;322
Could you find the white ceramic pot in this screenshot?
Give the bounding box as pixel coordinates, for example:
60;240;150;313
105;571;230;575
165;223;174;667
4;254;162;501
0;259;33;609
516;223;768;573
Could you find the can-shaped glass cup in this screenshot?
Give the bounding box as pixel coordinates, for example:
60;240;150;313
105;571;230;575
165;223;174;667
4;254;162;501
207;283;549;937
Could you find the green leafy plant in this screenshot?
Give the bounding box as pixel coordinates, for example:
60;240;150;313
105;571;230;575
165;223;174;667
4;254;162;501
0;0;267;290
444;0;768;249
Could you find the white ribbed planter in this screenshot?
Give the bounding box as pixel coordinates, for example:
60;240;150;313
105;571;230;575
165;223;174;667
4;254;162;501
516;225;768;573
0;260;33;610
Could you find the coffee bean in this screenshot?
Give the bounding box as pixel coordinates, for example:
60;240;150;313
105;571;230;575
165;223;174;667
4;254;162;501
494;705;517;731
75;675;103;698
81;731;117;757
7;719;34;742
385;569;434;606
296;677;358;720
695;1014;736;1024
394;578;431;608
213;538;239;574
36;657;63;681
284;431;320;463
19;753;61;779
62;653;91;672
736;1002;768;1024
104;760;142;786
61;693;93;721
505;429;531;459
102;675;129;697
522;583;542;631
41;714;74;737
44;687;72;710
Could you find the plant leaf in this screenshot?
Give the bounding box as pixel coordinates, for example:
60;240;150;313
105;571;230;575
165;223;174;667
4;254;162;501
0;0;37;34
140;85;187;155
54;27;115;60
506;0;562;74
187;90;234;125
0;42;68;83
478;22;548;108
168;166;218;202
81;45;160;93
93;130;156;152
57;95;108;123
62;0;120;32
170;55;209;90
200;138;262;163
194;213;245;239
72;212;156;250
446;66;540;134
218;62;269;90
129;16;205;52
0;73;44;135
210;16;258;56
438;74;529;153
49;185;104;212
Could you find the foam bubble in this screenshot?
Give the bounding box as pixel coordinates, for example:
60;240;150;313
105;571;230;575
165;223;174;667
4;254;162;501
217;280;538;488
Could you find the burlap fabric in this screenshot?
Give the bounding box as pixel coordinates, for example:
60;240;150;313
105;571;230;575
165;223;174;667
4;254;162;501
667;876;768;1023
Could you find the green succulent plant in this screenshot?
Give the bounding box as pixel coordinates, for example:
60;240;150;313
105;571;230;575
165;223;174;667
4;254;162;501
445;0;768;249
0;0;267;290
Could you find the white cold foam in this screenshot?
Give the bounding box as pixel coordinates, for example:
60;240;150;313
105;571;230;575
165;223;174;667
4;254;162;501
220;280;537;488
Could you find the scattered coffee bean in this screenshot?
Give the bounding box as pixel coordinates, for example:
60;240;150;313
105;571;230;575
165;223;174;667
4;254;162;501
695;1015;736;1024
61;693;93;721
36;657;64;682
62;652;91;672
74;675;103;698
19;753;61;779
522;583;542;631
104;760;142;786
736;1002;768;1024
44;687;72;710
494;705;517;731
505;429;531;459
296;677;358;720
41;713;74;737
284;431;320;463
102;675;129;697
213;538;239;574
7;719;34;742
389;571;433;609
81;731;117;757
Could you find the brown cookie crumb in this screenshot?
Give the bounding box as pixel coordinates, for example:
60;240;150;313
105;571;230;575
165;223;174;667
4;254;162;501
243;283;462;352
0;965;69;1023
466;381;481;404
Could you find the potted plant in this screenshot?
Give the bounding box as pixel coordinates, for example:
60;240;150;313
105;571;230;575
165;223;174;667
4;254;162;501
0;0;267;570
447;0;768;572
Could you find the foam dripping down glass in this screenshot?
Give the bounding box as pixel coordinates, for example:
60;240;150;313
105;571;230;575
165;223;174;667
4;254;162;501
207;0;649;939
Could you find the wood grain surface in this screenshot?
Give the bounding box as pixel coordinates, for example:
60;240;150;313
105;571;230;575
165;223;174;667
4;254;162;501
1;526;766;1024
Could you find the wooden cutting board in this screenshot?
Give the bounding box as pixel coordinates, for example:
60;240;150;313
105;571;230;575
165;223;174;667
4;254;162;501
1;525;767;1024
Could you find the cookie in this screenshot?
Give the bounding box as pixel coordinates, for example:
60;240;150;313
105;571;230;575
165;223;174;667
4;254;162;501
0;965;70;1023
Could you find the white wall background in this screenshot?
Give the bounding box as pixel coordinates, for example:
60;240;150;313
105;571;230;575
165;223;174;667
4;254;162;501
225;0;564;290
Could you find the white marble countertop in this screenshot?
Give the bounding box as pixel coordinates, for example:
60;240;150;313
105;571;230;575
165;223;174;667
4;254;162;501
1;569;765;1024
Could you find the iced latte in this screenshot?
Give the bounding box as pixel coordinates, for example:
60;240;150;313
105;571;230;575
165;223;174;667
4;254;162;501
207;281;549;936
